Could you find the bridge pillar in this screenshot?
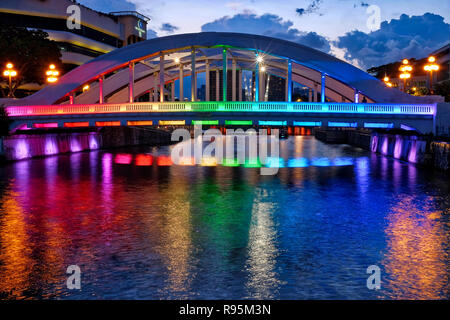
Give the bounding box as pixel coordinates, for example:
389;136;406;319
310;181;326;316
308;88;312;102
232;59;236;101
128;62;135;103
205;59;210;101
179;64;184;101
223;48;227;101
154;72;159;102
171;81;175;102
354;89;359;103
259;69;265;102
160;54;165;102
321;73;326;103
286;60;292;102
99;76;104;104
255;52;260;102
238;69;242;101
216;70;220;101
69;92;74;105
191;48;196;102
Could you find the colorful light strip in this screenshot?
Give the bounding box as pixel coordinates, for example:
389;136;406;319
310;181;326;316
328;122;357;128
192;120;219;125
159;120;186;125
33;123;58;128
127;120;153;126
258;120;287;126
95;121;121;127
64;122;90;127
293;121;322;126
364;122;394;128
225;120;253;126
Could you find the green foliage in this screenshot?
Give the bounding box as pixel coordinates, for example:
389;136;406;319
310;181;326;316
434;80;450;102
0;24;62;97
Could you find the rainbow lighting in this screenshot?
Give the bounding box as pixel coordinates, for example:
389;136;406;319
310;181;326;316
225;120;253;126
328;122;357;128
293;121;322;126
192;120;219;125
159;120;186;125
258;120;287;126
364;123;394;128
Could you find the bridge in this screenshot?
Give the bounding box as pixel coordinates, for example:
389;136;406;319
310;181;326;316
4;32;438;134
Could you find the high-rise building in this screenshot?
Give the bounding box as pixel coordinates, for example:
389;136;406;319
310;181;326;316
0;0;150;70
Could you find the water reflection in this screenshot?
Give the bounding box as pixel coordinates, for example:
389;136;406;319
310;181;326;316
0;137;448;299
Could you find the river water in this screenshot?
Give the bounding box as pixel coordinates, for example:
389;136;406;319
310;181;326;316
0;136;448;299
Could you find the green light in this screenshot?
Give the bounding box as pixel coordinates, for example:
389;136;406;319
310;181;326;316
223;158;240;167
225;120;253;126
244;158;261;168
191;120;219;125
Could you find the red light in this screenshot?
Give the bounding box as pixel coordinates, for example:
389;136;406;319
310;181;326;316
96;121;121;127
64;122;90;127
34;123;58;128
135;154;153;166
157;155;173;166
114;153;132;164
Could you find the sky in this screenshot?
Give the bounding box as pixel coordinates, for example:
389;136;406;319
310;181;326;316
77;0;450;70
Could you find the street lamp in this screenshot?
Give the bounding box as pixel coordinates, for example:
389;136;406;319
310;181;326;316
399;59;412;92
46;64;59;83
3;63;17;98
383;76;392;87
424;56;439;94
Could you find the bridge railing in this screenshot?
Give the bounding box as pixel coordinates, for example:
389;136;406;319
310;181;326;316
6;101;436;117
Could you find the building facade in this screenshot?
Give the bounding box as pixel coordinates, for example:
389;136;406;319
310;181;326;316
0;0;149;69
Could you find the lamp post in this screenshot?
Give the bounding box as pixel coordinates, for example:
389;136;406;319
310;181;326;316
424;56;439;95
3;63;17;98
46;64;59;83
399;59;412;92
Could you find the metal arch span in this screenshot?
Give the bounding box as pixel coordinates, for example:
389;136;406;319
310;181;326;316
9;32;435;106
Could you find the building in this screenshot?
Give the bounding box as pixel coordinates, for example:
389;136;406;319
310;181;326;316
0;0;150;70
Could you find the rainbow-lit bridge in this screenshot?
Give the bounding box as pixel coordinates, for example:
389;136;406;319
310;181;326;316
5;32;438;133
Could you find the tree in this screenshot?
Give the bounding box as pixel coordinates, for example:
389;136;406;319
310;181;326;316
0;24;62;98
434;80;450;102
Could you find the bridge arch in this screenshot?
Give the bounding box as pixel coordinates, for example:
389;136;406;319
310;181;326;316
9;32;430;106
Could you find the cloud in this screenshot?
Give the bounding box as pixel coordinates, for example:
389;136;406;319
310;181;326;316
147;29;158;39
295;0;322;16
160;23;179;33
201;13;331;53
76;0;136;12
354;2;370;8
335;13;450;69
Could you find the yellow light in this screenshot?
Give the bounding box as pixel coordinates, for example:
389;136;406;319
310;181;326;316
432;65;439;71
10;71;17;77
260;66;266;72
49;64;55;70
6;63;13;69
82;84;90;92
383;76;389;82
47;77;58;83
174;57;180;64
428;56;436;63
402;59;409;65
256;55;263;63
46;70;53;76
387;82;393;87
3;70;10;76
52;71;59;76
412;87;417;91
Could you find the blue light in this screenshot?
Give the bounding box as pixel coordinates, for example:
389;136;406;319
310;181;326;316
328;122;358;128
293;121;322;126
332;157;354;166
287;158;309;167
259;120;287;126
364;123;394;128
311;158;332;166
264;157;285;168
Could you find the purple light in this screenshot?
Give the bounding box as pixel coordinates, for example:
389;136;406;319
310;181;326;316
70;136;82;152
408;140;417;163
89;134;99;150
394;136;403;159
381;136;389;155
15;140;30;160
44;137;58;155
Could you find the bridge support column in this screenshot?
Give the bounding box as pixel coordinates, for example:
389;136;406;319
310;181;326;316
128;62;134;103
191;48;196;102
205;59;210;101
308;88;312;102
232;59;236;101
255;52;260;102
259;68;265;102
238;69;242;101
223;48;227;101
321;73;326;103
354;89;359;103
69;93;74;105
286;60;292;102
160;54;165;102
154;72;159;102
171;81;175;102
216;70;219;101
99;76;104;104
179;64;184;101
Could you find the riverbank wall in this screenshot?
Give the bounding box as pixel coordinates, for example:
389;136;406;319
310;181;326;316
315;129;449;171
0;127;172;161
